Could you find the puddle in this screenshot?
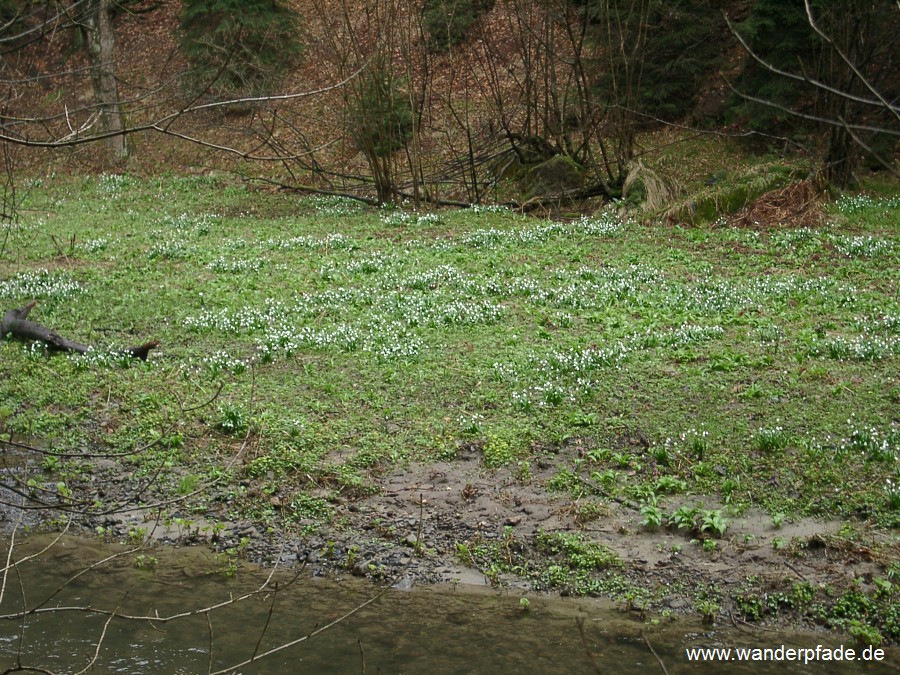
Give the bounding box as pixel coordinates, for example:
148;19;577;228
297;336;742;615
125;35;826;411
0;535;896;673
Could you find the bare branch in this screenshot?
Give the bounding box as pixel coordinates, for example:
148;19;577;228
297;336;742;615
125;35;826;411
802;0;900;125
640;630;670;675
0;0;91;47
724;12;898;114
575;617;602;675
841;116;900;179
73;593;126;675
724;85;900;137
209;581;396;675
0;564;289;624
0;67;366;151
0;521;73;578
206;612;215;675
251;582;279;660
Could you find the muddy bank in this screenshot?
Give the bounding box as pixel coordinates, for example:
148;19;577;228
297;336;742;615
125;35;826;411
2;440;897;646
4;534;897;674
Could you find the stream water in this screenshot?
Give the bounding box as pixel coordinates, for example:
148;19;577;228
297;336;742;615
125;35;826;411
0;535;896;673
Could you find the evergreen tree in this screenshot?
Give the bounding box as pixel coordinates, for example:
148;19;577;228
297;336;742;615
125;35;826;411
180;0;302;99
728;0;828;132
729;0;898;185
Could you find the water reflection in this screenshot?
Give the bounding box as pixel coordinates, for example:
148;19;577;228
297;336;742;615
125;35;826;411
0;536;896;673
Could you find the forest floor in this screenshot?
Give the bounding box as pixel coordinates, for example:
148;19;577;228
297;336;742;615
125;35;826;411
1;167;898;647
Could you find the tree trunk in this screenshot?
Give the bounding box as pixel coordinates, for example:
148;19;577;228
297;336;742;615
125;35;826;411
85;0;128;161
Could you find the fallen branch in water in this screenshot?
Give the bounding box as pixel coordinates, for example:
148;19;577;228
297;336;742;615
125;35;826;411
0;300;158;360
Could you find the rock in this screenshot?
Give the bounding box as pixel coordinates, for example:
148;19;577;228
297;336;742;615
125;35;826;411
668;598;687;611
526;155;585;198
393;576;414;591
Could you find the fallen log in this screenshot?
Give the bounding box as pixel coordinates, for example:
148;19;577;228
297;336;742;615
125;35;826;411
1;301;158;360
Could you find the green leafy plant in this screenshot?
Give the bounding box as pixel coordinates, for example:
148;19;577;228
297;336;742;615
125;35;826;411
127;527;147;545
754;425;790;452
41;455;62;473
216;403;248;435
848;621;883;648
654;476;687;494
668;504;701;532
574;500;605;525
639;495;664;530
133;554;158;570
695;597;720;624
699;510;728;538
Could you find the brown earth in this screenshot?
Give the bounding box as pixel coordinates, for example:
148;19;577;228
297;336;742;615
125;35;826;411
4;437;887;640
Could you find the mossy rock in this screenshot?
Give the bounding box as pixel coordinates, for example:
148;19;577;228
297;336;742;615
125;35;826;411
524;155;585;199
664;164;806;224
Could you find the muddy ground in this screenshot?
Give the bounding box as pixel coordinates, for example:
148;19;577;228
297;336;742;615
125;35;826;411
3;441;891;642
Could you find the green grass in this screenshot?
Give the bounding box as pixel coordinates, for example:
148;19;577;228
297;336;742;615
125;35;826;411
1;173;899;534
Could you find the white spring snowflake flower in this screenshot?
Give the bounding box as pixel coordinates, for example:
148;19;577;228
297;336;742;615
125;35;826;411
0;269;84;300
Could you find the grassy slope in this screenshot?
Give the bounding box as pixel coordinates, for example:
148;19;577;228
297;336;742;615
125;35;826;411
1;169;899;639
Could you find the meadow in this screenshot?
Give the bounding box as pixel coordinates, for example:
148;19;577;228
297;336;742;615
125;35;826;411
1;173;898;641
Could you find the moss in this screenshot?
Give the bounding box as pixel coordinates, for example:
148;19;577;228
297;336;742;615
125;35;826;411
524;155;585;199
664;165;807;224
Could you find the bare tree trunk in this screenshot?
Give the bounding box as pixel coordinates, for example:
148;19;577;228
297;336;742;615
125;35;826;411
85;0;127;161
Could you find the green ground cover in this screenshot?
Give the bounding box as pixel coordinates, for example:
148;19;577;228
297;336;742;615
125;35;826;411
1;173;899;638
2;175;899;520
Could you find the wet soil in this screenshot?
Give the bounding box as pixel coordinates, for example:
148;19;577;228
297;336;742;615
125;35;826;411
1;440;894;642
5;533;897;674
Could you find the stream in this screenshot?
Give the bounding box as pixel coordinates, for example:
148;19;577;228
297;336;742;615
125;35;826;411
0;535;897;673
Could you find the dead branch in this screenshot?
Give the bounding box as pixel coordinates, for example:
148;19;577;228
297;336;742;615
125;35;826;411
724;12;898;115
1;301;158;360
802;0;900;126
0;561;296;624
575;617;602;675
640;630;670;675
74;593;125;675
209;580;396;675
252;582;280;660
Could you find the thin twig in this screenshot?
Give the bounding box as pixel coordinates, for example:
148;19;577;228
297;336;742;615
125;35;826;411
206;612;215;675
640;630;670;675
251;582;279;660
74;593;126;675
13;561;27;672
209;581;396;675
575;617;602;675
0;519;72;576
0;500;28;605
